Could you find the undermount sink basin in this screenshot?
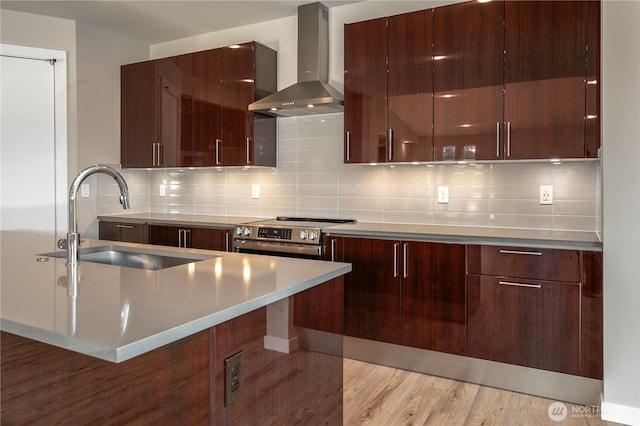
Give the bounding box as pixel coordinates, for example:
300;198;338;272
40;245;216;270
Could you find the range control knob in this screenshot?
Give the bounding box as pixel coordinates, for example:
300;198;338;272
299;230;308;240
235;226;244;235
308;231;318;241
244;227;252;236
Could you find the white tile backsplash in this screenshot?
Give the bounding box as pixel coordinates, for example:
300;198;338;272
100;113;602;232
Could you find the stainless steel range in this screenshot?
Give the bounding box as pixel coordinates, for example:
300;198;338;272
233;217;355;259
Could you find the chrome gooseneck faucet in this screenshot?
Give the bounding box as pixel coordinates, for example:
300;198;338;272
67;165;130;266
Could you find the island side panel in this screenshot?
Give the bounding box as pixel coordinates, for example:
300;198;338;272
0;330;211;425
211;278;344;425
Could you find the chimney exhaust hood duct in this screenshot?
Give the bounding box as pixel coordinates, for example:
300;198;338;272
248;2;344;117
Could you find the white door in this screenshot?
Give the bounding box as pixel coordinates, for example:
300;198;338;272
1;46;66;233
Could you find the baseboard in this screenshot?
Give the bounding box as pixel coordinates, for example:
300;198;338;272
601;399;640;425
345;336;603;406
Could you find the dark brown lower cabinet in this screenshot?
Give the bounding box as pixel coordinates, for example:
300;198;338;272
466;275;581;375
581;251;603;379
98;221;149;243
148;224;231;251
401;241;466;355
331;236;465;354
339;237;401;344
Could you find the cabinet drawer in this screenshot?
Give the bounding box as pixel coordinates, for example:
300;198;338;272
467;245;580;282
466;274;580;375
99;221;148;244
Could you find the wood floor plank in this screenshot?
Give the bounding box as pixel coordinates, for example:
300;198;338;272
343;358;621;426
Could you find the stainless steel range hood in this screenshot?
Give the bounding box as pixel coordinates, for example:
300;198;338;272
249;2;344;117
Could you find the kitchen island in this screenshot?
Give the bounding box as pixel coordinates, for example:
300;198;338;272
0;231;350;424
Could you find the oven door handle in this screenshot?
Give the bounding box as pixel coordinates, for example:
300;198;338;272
234;239;322;257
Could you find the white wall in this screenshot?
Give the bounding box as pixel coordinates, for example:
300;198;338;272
601;1;640;424
74;22;148;237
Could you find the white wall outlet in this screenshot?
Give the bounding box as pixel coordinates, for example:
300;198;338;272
252;184;260;199
80;183;90;198
540;185;553;205
437;185;449;204
159;184;166;197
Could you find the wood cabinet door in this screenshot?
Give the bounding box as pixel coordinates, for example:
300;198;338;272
342;237;401;344
193;49;223;167
221;43;254;166
401;242;466;355
388;10;434;162
434;0;505;161
157;54;193;167
467;275;580;375
148;225;180;247
190;227;230;251
99;222;149;244
581;250;603;379
121;60;158;168
585;0;601;158
344;18;388;164
505;1;587;159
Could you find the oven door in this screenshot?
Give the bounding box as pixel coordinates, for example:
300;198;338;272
233;239;323;259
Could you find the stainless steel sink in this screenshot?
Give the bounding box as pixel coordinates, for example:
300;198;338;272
40;245;216;270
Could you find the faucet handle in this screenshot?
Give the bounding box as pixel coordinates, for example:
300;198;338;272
57;239;68;250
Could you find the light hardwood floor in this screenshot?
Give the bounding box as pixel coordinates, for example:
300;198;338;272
343;359;620;426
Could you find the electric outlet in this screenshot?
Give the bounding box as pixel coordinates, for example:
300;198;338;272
159;184;166;197
437;185;449;204
224;351;244;406
80;183;90;198
252;184;260;199
540;185;553;205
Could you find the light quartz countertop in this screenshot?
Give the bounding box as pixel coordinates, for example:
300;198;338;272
0;231;351;363
98;212;263;228
99;213;602;251
326;222;602;251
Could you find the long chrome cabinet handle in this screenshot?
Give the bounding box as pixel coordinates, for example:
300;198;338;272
184;229;191;248
387;128;394;161
178;229;191;248
331;239;337;262
496;122;501;157
345;131;351;162
499;249;542;256
246;137;252;164
499;281;542;289
158;143;163;166
225;232;231;252
403;243;408;278
215;139;222;165
506;121;511;158
152;143;157;166
393;243;399;278
116;224;134;229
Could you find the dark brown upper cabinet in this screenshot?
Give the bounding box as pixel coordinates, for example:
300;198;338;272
121;54;193;168
434;0;504;161
504;0;589;159
122;42;276;169
344;17;387;164
193;43;277;167
344;10;434;164
346;0;601;163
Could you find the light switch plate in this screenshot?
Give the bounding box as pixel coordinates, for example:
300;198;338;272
540;185;553;205
80;183;90;198
437;186;449;204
